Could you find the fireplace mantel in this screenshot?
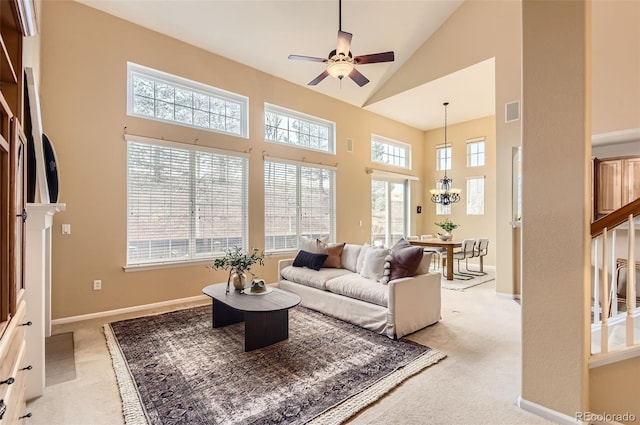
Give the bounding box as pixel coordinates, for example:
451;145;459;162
25;202;66;400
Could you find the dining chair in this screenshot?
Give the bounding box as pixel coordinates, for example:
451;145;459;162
466;238;489;275
418;234;442;271
441;239;476;280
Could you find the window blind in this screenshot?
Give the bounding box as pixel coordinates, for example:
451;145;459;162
264;159;335;253
127;139;248;265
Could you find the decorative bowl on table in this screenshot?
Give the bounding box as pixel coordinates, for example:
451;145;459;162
437;233;452;241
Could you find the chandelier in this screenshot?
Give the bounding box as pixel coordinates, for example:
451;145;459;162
430;102;461;205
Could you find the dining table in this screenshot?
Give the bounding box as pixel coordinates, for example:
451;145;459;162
409;238;462;281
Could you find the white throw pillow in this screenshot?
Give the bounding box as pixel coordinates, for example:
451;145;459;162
356;243;371;273
415;252;434;275
341;244;362;272
299;236;327;253
359;248;389;281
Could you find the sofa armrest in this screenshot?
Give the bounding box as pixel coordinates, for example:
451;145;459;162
278;258;295;279
387;271;441;338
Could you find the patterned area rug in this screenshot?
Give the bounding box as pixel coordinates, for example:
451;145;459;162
440;267;496;291
105;306;445;425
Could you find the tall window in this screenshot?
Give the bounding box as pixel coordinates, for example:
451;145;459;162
467;138;485;167
127;62;249;138
371;135;410;169
127;137;248;266
371;178;408;248
264;160;336;253
436;146;451;171
466;176;485;215
264;104;335;154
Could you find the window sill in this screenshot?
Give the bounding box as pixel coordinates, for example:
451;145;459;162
123;259;213;273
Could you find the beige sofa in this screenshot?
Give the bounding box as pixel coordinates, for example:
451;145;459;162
278;242;441;339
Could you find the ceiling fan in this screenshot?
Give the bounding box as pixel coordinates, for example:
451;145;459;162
288;0;395;87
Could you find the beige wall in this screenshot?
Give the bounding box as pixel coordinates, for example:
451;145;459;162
41;1;427;319
590;357;640;424
591;0;640;135
521;0;591;417
423;115;497;267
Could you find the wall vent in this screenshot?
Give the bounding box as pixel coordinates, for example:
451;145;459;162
505;101;520;123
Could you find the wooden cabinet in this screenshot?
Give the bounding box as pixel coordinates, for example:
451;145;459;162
594;156;640;218
0;1;31;423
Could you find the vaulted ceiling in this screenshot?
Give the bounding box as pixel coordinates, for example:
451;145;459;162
77;0;495;130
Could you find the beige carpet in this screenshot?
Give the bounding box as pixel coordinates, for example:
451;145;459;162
27;283;552;425
440;267;496;291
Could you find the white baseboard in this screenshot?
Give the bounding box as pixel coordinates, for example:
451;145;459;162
496;292;520;300
51;294;210;326
517;397;585;425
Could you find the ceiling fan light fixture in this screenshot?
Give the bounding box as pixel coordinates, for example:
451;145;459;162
327;59;353;79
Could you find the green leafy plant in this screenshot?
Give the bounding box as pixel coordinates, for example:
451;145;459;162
435;218;459;233
211;246;264;277
211;247;265;293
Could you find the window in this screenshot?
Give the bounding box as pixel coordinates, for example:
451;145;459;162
264;159;336;253
436;203;451;216
264;104;335;154
436;146;451;171
466;176;485;215
371;178;408;248
467;138;485;167
127;137;248;266
371;135;410;169
127;62;248;138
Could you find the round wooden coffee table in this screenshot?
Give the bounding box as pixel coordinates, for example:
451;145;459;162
202;282;301;351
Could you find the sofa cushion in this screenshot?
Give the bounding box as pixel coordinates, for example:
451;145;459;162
292;250;328;271
341;244;361;272
388;239;425;281
317;241;346;268
360;248;389;281
325;274;389;307
280;265;351;290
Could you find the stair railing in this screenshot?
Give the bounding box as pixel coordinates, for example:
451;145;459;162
590;198;640;360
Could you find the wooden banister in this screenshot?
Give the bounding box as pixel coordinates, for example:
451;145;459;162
591;198;640;238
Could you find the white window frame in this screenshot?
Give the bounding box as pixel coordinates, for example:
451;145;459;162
370;170;415;248
466;176;485;215
436;145;452;171
125;135;249;268
467;137;486;167
370;134;411;169
263;158;336;254
264;103;336;154
127;62;249;138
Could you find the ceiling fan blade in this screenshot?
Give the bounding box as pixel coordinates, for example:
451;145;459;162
336;30;353;56
348;68;369;87
308;70;330;86
288;55;327;63
354;51;395;64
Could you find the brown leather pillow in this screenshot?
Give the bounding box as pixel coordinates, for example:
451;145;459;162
317;241;346;268
388;239;424;281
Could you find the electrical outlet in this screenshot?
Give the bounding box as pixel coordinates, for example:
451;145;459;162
93;280;102;291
